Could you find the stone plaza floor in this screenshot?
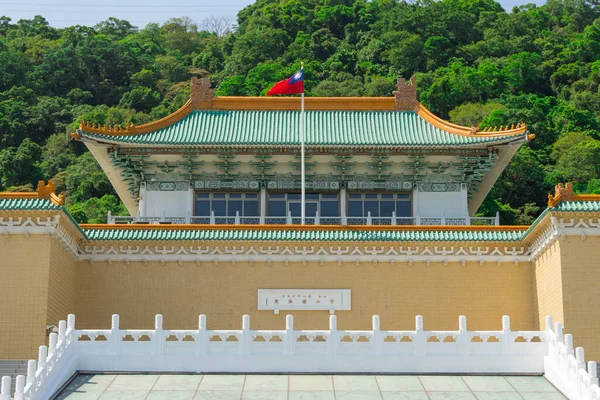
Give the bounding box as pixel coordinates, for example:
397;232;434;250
54;374;567;400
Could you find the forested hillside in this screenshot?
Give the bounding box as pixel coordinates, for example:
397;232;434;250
1;0;600;224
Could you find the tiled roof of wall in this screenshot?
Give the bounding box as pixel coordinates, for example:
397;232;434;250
78;110;528;147
552;201;600;211
83;228;524;242
0;198;61;210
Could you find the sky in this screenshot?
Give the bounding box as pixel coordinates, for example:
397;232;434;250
0;0;546;29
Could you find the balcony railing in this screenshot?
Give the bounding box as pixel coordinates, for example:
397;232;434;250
107;211;500;226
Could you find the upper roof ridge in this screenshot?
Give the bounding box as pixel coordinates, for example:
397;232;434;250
71;77;529;142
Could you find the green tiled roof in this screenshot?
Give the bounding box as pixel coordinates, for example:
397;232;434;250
83;228;524;242
0;198;60;210
552;200;600;211
79;110;528;147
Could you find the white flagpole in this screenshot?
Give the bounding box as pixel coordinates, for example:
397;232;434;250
300;62;306;225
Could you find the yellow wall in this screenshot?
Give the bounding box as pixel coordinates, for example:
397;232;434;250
533;240;564;330
74;259;535;332
0;236;51;359
46;239;76;329
558;236;600;360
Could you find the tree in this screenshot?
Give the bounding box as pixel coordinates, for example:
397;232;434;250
94;17;138;40
551;131;600;183
0;139;43;189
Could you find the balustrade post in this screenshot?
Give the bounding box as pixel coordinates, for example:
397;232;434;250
58;320;66;346
198;315;208;355
328;315;339;356
240;315;251;356
154;315;164;356
575;347;585;370
26;360;36;388
371;315;382;355
415;214;421;226
441;214;446;226
186;210;191;224
589;361;599;387
110;314;120;355
14;375;25;400
107;211;112;224
466;215;471;226
287;211;292;225
136;210;141;222
283;315;294;355
414;315;426;356
48;333;58;356
235;211;241;225
0;376;11;400
210;211;215;225
555;322;564;342
315;210;320;225
367;211;372;225
565;334;574;357
501;316;511;355
67;314;76;333
38;346;48;371
391;211;396;226
495;211;500;226
457;316;468;354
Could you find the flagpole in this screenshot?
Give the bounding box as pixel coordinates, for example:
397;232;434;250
300;62;305;225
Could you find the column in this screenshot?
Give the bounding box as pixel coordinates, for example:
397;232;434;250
340;186;347;225
260;186;267;224
187;183;195;223
412;184;420;225
138;182;147;217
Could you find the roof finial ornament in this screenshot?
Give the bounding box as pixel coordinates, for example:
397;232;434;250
190;77;214;109
393;76;417;111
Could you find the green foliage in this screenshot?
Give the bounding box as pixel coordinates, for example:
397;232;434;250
67;194;129;224
1;1;600;224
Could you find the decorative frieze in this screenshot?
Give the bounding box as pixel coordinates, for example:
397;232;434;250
258;289;351;314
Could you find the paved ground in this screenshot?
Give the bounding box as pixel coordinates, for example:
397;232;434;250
55;374;567;400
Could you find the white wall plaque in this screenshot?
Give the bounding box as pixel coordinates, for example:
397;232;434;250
258;289;351;314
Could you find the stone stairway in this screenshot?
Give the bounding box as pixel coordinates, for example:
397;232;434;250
0;360;29;394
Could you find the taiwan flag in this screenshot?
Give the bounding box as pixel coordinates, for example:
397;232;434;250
266;69;304;96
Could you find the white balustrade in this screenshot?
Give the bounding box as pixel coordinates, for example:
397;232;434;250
4;313;596;400
106;215;498;226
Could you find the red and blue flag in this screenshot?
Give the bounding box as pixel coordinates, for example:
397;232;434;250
266;69;304;96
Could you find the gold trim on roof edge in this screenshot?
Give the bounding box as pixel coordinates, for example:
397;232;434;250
0;180;64;206
71;77;528;140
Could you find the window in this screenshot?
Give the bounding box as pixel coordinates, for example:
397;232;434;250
348;193;411;218
267;193;339;218
195;193;258;217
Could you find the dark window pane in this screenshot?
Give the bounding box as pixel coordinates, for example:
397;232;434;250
244;200;258;216
288;193;301;200
306;203;318;217
269;193;285;199
349;194;362;199
213;193;226;199
212;200;226;216
364;201;379;217
245;193;258;199
381;194;393;199
380;201;395;216
289;202;301;216
321;200;339;217
322;194;338;199
306;193;319;200
268;201;286;216
348;201;363;217
365;194;378;199
229;193;242;199
397;193;410;199
196;193;209;199
396;201;411;217
228;200;243;216
195;200;210;216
